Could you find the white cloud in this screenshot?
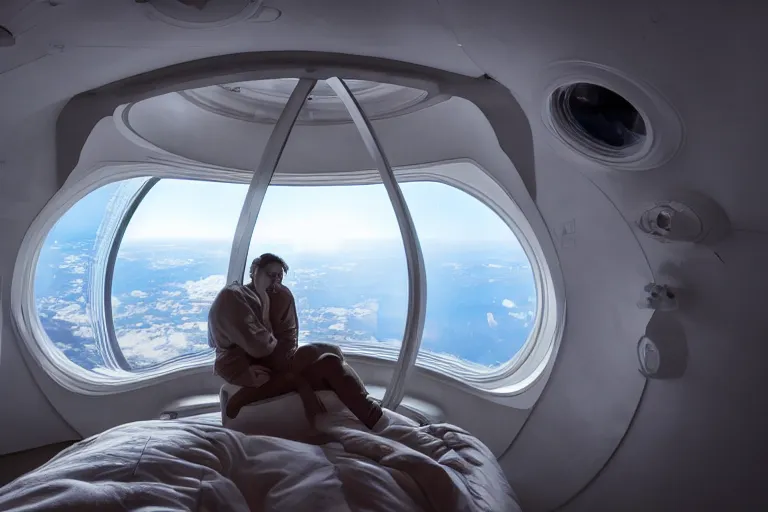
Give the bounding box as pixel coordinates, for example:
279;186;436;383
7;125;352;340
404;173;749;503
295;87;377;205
487;312;498;328
53;302;89;325
502;299;516;308
116;322;211;365
72;326;94;339
130;290;149;299
59;255;87;274
328;323;345;331
179;322;207;332
509;311;527;320
181;274;226;302
485;263;504;269
148;258;196;270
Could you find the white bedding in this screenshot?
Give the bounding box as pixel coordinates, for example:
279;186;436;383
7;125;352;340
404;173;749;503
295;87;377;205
0;405;519;511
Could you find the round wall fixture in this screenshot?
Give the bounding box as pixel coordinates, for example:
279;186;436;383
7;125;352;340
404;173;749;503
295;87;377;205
140;0;264;28
178;78;442;125
539;61;684;171
637;191;731;245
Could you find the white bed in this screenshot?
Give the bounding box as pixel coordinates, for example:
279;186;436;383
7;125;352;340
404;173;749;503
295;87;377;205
0;391;520;511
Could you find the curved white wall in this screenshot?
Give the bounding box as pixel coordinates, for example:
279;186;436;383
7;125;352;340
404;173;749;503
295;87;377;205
0;105;82;454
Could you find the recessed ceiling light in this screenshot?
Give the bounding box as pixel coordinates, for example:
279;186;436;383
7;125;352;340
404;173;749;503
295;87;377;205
0;26;15;48
177;78;442;125
141;0;264;28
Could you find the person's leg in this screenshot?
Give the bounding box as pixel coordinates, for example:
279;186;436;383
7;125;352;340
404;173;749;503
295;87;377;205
302;353;383;430
290;343;343;374
225;373;296;419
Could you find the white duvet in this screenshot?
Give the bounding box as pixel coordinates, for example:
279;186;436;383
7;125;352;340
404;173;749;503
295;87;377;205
0;404;519;511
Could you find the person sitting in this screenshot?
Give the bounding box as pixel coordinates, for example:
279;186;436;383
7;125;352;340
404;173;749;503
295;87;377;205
208;253;383;430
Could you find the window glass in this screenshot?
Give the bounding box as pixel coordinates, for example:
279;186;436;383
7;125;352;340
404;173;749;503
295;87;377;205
401;181;537;368
34;181;143;370
111;179;248;369
244;183;408;355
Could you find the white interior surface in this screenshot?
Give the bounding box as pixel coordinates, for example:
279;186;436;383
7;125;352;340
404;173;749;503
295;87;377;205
1;1;766;511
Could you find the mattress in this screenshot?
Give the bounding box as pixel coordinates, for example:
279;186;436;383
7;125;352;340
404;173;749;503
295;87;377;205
0;398;520;511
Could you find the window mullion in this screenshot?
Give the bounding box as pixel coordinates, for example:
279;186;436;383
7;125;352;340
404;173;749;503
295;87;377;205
99;178;158;372
226;79;316;285
326;77;427;411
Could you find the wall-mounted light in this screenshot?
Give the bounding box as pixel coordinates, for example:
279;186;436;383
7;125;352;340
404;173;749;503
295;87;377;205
638;190;730;245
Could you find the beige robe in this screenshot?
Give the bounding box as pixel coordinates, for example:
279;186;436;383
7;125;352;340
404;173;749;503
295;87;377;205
208;283;276;387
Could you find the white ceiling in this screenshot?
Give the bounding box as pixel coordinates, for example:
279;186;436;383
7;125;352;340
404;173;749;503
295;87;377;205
2;0;767;229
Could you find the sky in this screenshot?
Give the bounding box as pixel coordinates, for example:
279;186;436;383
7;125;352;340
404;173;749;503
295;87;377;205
116;178;525;251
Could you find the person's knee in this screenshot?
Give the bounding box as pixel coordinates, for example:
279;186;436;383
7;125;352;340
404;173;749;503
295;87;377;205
307;343;343;359
314;353;344;373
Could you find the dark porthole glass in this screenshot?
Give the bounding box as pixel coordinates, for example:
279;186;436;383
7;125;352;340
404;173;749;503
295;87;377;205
556;83;646;149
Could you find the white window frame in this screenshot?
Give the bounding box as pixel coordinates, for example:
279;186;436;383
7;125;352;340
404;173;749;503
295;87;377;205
13;155;560;400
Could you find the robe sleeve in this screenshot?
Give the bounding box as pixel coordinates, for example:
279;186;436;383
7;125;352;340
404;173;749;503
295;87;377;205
209;286;277;360
269;285;299;353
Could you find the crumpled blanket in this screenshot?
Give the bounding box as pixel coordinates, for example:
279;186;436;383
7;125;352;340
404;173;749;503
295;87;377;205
0;410;520;511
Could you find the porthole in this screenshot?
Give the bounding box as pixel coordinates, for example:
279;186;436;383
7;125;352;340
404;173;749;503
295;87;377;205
539;61;685;171
549;82;648;161
554;83;647;150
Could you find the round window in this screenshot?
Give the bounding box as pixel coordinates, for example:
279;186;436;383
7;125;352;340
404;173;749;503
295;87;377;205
553;83;646;150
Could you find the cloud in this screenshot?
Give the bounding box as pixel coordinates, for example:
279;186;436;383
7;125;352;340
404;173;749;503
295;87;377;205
181;274;226;302
509;311;527;320
148;258;196;270
487;312;498;328
130;290;149;299
116;321;212;366
59;255;87;274
502;299;516;308
52;302;89;325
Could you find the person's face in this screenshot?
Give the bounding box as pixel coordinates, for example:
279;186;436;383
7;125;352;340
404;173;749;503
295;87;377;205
253;262;284;293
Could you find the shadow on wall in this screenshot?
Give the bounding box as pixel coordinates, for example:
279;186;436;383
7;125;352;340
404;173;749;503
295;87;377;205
641;310;688;380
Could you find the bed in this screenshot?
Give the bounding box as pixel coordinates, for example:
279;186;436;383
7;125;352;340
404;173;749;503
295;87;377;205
0;390;520;511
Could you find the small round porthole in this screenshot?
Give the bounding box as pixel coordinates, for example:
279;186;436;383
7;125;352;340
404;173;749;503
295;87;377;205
540;61;683;171
551;83;647;156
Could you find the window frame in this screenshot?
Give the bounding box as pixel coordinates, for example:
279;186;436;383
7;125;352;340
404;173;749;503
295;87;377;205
15;157;559;398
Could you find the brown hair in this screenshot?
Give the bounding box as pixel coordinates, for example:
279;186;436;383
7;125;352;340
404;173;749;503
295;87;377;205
249;253;289;279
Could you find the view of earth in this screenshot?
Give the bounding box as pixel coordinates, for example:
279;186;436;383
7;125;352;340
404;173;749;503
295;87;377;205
33;177;537;372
